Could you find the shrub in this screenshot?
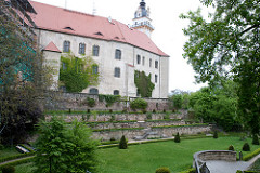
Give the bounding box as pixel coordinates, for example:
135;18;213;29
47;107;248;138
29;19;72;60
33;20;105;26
130;98;147;110
252;134;259;145
179;168;196;173
155;167;170;173
119;135;128;149
243;143;250;151
174;132;181;143
0;144;4;150
110;137;116;142
229;145;235;151
213;131;218;138
1;165;15;173
146;114;152;120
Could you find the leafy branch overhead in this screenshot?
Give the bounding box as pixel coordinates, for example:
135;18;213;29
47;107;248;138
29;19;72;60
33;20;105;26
181;0;260;135
60;54;100;93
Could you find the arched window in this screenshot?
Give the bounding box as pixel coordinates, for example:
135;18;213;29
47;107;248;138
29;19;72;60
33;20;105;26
63;40;70;52
114;67;120;78
89;88;99;94
115;49;121;60
79;43;86;54
114;90;119;95
92;45;100;56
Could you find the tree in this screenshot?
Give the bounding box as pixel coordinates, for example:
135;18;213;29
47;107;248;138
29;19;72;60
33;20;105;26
60;54;100;93
35;117;98;173
181;0;260;136
119;135;128;149
0;1;47;145
170;94;183;109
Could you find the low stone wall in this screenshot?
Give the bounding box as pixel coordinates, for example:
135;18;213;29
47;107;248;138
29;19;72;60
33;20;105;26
43;91;170;111
92;126;211;141
193;150;237;173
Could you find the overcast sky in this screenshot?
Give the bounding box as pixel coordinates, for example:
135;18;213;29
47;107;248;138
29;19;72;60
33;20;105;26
31;0;211;93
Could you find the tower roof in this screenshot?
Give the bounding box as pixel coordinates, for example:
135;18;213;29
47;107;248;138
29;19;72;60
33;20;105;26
30;1;169;57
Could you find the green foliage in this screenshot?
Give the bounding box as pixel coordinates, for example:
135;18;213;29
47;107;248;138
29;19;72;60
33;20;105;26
213;131;218;138
119;135;128;149
252;135;259;145
35;116;98;173
155;167;170;173
130;98;148;110
243;143;250;151
60;54;100;92
179;168;196;173
86;97;96;107
181;0;260;136
134;70;155;97
170;94;183;109
174;132;181;143
1;165;15;173
244;148;260;161
229;145;234;151
99;94;120;107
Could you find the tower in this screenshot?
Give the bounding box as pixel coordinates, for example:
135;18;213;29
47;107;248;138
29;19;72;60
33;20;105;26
132;0;154;39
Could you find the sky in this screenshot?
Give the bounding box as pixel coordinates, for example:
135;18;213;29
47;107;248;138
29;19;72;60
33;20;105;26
31;0;212;93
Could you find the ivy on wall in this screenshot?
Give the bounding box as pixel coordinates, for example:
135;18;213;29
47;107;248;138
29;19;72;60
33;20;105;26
99;94;120;107
134;70;155;97
60;54;100;93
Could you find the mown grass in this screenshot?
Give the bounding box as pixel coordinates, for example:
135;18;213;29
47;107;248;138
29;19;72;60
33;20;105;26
0;147;20;159
96;136;259;173
1;136;259;173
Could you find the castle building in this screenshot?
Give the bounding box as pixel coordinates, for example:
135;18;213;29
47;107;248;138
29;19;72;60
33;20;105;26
30;0;170;98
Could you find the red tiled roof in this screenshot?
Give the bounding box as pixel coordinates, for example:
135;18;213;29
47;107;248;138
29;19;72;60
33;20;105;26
30;1;169;57
43;41;62;53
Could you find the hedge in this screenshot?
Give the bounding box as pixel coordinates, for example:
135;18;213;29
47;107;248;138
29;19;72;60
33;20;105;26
243;148;260;161
86;120;137;124
178;168;196;173
93;128;144;132
146;119;181;122
0;153;35;163
152;123;209;129
0;157;35;171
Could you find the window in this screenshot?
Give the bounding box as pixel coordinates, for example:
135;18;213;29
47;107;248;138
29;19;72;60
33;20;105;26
114;90;119;95
136;55;141;64
142;56;145;65
136;88;140;96
62;62;66;70
92;65;99;75
79;43;86;54
155;75;158;83
92;45;100;56
115;49;121;60
149;58;152;67
114;67;120;78
89;88;99;94
63;40;70;52
155;61;158;69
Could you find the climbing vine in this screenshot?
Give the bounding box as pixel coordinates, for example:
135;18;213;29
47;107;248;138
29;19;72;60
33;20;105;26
60;54;100;93
99;94;120;107
134;70;155;97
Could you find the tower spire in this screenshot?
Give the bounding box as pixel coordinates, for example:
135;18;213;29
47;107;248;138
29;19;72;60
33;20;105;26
132;0;154;39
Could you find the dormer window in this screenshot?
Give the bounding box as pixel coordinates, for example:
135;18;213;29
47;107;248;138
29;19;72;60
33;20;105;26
63;26;74;30
94;31;103;36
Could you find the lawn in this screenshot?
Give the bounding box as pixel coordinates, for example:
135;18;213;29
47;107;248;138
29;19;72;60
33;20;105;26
96;136;260;173
0;147;20;159
1;136;259;173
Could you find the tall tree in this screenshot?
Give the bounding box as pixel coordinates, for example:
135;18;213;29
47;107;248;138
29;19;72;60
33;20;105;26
181;0;260;135
0;1;49;145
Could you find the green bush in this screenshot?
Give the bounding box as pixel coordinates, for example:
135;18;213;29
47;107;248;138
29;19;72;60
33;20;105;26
119;135;128;149
174;132;181;143
130;98;147;110
252;134;259;145
213;131;218;138
86;97;95;107
229;145;235;151
0;144;4;150
155;167;170;173
244;148;260;161
1;165;15;173
110;137;116;142
243;143;250;151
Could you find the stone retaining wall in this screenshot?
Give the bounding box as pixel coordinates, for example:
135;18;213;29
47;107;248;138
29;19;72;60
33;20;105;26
92;126;211;141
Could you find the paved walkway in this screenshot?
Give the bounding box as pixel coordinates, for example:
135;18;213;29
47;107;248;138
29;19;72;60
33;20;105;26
206;154;260;173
